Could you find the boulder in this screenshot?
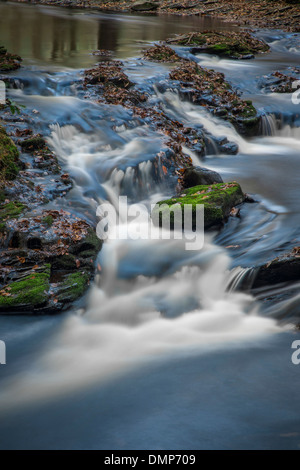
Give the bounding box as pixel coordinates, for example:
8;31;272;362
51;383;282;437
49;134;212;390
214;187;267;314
181;166;223;189
253;248;300;289
153;181;245;230
0;207;102;313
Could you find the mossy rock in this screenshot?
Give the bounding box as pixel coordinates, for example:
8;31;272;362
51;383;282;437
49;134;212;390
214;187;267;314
20;136;46;152
42;214;54;227
143;45;181;63
169;62;260;136
51;253;78;271
57;271;90;303
0;265;50;312
72;228;102;255
153;182;245;230
0;46;22;72
0;125;20;180
166;31;270;59
0;201;27;222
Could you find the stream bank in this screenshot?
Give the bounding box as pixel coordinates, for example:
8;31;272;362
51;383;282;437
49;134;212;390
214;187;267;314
10;0;300;32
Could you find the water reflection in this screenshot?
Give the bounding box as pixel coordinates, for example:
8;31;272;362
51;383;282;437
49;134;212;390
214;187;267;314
0;2;237;67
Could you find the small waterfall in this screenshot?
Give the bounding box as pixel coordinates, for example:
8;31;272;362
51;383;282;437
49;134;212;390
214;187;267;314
156;90;249;154
226;266;258;292
0;235;282;411
260;113;278;136
278;124;300;140
138;160;153;193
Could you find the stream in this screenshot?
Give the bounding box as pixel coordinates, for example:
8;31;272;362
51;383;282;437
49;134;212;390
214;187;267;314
0;1;300;450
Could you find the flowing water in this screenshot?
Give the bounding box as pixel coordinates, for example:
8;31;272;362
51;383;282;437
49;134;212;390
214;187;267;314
0;2;300;450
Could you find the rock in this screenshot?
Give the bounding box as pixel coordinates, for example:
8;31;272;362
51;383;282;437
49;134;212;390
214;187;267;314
252;247;300;289
169;62;260;136
56;272;90;304
0;46;22;72
259;68;300;93
0;264;51;312
84;61;133;89
0;117;102;314
0;208;102;313
143;45;181;62
220;141;239;155
166;31;269;59
0;125;20;180
153;181;245;230
20;135;46;151
131;1;159;11
180;166;223;189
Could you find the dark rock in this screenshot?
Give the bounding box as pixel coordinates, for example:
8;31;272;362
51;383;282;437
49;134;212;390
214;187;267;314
20;135;46;151
181;166;223;189
253;248;300;289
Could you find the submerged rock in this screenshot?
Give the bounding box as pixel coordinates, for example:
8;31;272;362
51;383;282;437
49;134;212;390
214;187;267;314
153;181;245;230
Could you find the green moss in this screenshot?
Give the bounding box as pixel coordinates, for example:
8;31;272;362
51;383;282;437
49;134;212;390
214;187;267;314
208;44;231;55
0;125;20;180
75;228;102;254
42;215;54;227
153;182;244;229
21;136;45;152
57;271;90;303
0;265;50;309
240;102;257;118
0;201;26;221
168;31;269;58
